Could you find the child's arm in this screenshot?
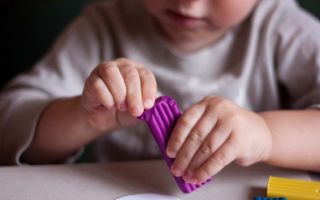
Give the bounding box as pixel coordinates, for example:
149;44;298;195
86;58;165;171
260;109;320;170
166;97;320;184
22;58;157;164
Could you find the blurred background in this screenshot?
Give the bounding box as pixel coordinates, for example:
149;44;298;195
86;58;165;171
0;0;320;87
0;0;93;87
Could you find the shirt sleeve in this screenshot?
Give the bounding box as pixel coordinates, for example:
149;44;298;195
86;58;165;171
0;5;109;165
275;2;320;109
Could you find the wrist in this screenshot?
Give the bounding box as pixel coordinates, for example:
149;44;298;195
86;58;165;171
259;113;274;163
76;96;128;136
74;96;111;135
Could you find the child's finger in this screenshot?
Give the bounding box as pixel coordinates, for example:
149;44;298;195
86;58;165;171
187;137;236;184
170;107;217;177
119;64;143;117
137;67;157;109
166;104;206;159
183;121;231;182
84;75;114;109
97;62;126;110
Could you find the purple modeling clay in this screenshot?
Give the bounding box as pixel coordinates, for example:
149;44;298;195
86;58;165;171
138;96;211;193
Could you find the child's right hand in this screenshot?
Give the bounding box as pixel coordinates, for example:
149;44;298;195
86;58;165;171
79;58;157;133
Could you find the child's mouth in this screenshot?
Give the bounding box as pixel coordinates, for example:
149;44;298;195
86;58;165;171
165;9;205;29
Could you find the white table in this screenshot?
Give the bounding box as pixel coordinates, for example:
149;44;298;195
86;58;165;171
0;160;313;200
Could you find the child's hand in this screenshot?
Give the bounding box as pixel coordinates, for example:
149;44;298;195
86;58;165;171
166;96;272;184
80;58;157;132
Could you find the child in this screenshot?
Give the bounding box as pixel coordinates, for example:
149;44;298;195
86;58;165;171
1;0;320;185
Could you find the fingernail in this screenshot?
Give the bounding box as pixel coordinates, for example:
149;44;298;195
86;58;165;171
119;102;127;111
132;104;143;116
166;148;175;158
189;176;198;184
171;166;183;177
143;99;153;109
183;171;193;182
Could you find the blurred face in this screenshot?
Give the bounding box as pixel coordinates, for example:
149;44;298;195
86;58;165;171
142;0;258;52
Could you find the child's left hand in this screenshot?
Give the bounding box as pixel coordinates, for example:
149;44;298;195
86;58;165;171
166;96;272;184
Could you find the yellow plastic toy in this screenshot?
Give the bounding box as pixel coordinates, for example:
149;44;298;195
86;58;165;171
267;176;320;200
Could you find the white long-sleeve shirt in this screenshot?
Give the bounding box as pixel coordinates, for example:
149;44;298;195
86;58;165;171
1;0;320;165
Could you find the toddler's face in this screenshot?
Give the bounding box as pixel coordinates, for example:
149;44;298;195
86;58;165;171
142;0;258;49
